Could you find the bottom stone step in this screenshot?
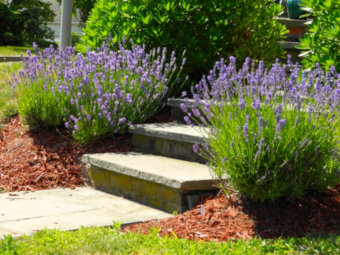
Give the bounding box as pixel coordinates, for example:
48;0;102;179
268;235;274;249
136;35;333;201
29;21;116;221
82;152;219;213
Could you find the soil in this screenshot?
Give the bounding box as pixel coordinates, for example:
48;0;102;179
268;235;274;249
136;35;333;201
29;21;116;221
1;110;339;242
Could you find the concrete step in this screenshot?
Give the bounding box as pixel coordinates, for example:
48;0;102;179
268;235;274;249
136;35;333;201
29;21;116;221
0;56;28;62
276;17;310;30
0;187;171;238
167;98;197;123
279;41;300;50
278;41;302;63
82;152;218;213
128;122;208;162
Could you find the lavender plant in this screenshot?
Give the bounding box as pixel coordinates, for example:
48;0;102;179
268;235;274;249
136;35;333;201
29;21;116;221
12;42;183;144
183;56;340;202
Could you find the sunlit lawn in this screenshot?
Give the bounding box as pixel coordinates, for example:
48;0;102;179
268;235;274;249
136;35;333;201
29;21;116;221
0;226;339;255
0;46;33;56
0;61;22;123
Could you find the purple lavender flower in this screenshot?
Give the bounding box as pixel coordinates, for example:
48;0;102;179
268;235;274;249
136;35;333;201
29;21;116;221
180;103;188;113
184;116;192;125
118;117;126;124
192;144;199;153
243;122;248;141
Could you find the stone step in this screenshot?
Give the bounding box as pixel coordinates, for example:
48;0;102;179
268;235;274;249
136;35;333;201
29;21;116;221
279;41;300;50
167;98;196;123
128;122;208;162
278;41;302;63
0;187;171;238
82;152;219;213
276;17;310;30
0;56;28;62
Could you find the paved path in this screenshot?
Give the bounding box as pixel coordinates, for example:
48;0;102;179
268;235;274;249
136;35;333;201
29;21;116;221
0;187;171;238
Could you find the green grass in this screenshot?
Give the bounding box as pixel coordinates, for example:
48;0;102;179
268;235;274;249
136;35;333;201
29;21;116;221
0;62;22;124
0;225;339;255
0;46;33;56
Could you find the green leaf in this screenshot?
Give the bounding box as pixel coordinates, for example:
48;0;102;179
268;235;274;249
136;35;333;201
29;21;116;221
141;15;150;25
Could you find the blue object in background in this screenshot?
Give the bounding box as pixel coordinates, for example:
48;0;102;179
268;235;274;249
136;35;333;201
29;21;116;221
287;0;307;19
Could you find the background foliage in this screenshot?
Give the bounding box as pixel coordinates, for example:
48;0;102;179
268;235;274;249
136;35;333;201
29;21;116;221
297;0;340;71
0;0;55;47
79;0;287;82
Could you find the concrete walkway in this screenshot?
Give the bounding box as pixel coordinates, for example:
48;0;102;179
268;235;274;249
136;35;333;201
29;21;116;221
0;187;171;238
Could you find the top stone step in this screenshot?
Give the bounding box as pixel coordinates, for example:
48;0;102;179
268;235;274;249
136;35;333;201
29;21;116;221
129;122;208;162
128;122;208;144
275;17;310;29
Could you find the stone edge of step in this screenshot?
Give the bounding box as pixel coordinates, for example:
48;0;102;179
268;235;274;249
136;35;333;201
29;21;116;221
82;152;215;191
128;123;207;144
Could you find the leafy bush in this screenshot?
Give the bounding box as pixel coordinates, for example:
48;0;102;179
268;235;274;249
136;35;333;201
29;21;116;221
182;57;340;202
297;0;340;72
0;0;55;47
79;0;287;83
12;43;183;144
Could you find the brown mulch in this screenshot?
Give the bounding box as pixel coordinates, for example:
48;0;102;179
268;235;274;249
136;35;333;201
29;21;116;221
1;109;339;242
0;107;172;192
123;186;340;241
0;116;132;192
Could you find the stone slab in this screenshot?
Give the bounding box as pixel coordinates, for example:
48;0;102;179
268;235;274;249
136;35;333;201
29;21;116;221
128;123;208;144
82;152;216;191
0;56;28;62
0;187;171;238
278;41;300;50
131;134;204;163
275;17;310;29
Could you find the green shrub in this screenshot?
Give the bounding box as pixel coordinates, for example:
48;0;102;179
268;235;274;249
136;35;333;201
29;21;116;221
13;43;183;144
78;0;287;83
297;0;340;72
0;0;55;47
183;57;340;202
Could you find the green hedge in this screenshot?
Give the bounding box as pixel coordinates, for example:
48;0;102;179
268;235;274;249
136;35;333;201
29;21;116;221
79;0;287;82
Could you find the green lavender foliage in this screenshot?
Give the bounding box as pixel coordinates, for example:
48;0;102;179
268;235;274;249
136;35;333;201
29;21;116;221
183;57;340;202
12;43;183;144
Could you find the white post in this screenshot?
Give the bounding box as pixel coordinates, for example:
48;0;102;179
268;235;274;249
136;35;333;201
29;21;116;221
60;0;73;49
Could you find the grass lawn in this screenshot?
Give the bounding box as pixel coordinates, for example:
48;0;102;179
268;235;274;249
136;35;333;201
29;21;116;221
0;46;33;56
0;62;22;124
1;225;339;255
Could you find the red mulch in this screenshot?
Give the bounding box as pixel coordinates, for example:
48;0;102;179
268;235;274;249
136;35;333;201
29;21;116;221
123;187;340;241
1;110;339;242
0;107;172;192
0;116;131;192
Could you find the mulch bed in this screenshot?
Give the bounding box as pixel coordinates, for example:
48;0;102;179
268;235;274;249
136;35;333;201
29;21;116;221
0;107;172;192
1;110;339;242
123;187;340;241
0;116;131;192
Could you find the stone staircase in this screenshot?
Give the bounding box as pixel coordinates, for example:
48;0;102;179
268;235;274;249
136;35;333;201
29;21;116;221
82;98;219;213
276;17;310;63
